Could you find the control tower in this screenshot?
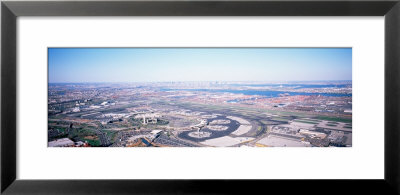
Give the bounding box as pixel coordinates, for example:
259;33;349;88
142;115;147;125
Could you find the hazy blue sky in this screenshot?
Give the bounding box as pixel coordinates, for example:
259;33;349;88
48;48;352;83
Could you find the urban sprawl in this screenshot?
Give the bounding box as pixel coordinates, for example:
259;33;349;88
48;81;352;147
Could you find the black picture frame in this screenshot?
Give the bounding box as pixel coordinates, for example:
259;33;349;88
1;0;399;194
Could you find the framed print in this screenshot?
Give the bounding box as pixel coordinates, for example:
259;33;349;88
2;0;400;194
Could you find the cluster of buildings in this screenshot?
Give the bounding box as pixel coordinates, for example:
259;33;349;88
48;138;90;147
256;119;351;147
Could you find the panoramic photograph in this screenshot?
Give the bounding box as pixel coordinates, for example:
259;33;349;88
48;48;352;147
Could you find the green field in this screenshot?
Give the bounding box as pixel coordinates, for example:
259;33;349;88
316;116;352;123
294;120;319;124
82;138;101;146
270;117;290;122
326;124;337;127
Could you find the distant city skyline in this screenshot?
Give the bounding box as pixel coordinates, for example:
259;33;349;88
48;48;352;83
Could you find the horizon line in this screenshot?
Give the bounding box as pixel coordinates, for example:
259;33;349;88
49;80;352;84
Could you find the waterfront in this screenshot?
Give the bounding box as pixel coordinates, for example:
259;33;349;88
162;88;352;98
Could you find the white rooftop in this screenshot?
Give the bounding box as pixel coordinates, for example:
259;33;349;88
48;138;74;147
